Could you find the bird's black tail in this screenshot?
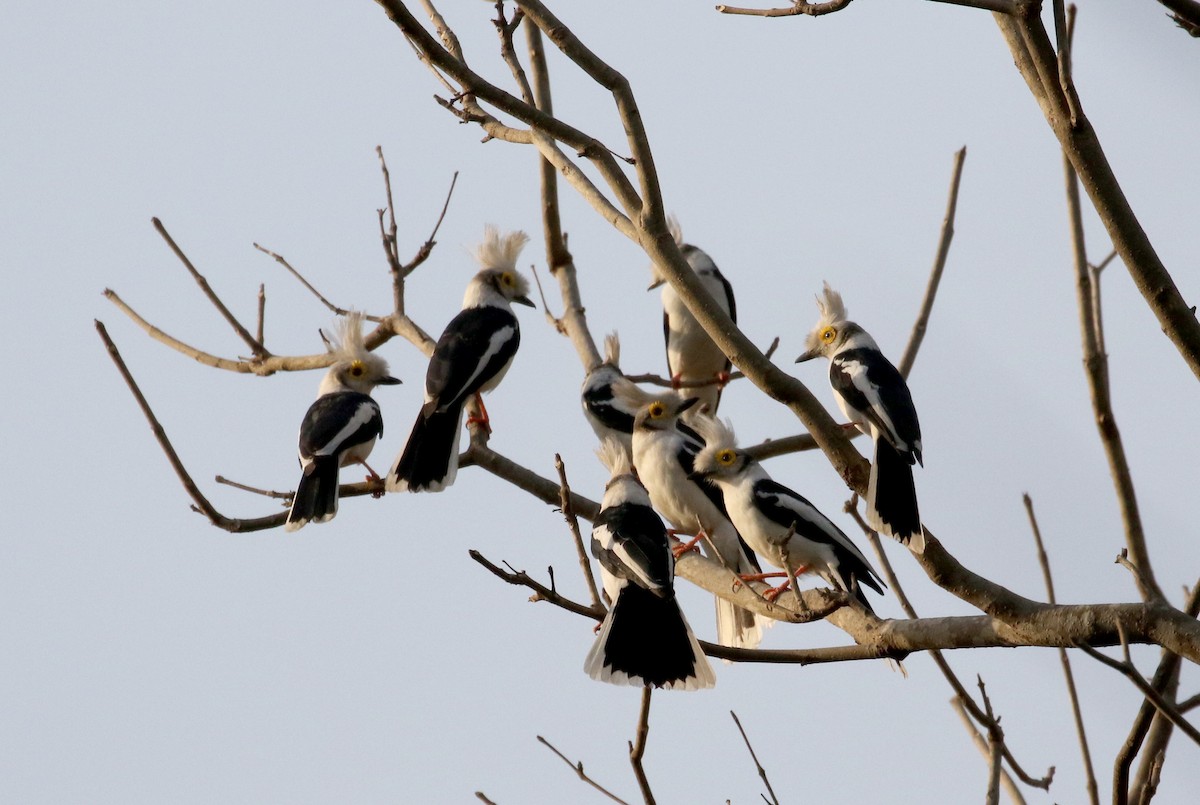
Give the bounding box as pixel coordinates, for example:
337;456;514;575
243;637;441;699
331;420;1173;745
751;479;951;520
584;585;715;690
284;458;340;532
386;404;464;493
868;438;924;552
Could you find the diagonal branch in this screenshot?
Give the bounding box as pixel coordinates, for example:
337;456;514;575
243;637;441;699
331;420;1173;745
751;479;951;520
153;218;268;358
628;686;655;805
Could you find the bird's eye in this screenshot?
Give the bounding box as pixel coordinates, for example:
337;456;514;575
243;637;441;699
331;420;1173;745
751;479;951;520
349;361;366;377
648;402;665;418
718;450;736;465
500;272;515;287
821;327;837;343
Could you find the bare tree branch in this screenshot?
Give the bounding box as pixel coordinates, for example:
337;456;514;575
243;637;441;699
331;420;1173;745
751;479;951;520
731;711;781;805
554;454;603;610
628;686;655;805
950;699;1027;805
1023;494;1100;805
537;735;631;805
1157;0;1200;36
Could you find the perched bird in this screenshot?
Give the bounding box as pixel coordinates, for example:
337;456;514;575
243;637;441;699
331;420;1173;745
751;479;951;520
795;283;924;551
386;227;534;493
629;392;766;650
285;312;401;532
689;416;885;612
648;216;736;414
584;438;716;690
580;333;656;456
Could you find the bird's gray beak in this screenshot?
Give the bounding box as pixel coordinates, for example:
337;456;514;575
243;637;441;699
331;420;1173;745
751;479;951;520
513;295;536;308
647;278;664;291
678;397;700;413
378;376;403;386
795;349;819;364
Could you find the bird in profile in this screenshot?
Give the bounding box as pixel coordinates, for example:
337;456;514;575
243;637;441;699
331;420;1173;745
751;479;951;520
386;226;534;493
689;415;885;612
285;311;401;532
796;283;924;551
629;392;767;650
648;215;736;414
585;438;716;690
580;332;656;457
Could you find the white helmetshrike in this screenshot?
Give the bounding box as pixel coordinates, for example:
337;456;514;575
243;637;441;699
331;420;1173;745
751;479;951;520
286;311;401;531
386;227;534;493
796;283;924;551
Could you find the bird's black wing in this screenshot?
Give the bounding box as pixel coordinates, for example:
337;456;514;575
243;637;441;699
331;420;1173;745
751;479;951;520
582;371;635;435
593;502;673;592
298;391;383;460
831;347;921;459
425;306;520;411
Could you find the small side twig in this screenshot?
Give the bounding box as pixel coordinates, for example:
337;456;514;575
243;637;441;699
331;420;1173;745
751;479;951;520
214;476;293;501
731;711;780;805
950;699;1027;805
537;735;630;805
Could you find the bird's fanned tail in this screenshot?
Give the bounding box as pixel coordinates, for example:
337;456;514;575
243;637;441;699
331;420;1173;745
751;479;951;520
584;585;715;690
285;458;340;532
868;439;924;552
387;404;464;493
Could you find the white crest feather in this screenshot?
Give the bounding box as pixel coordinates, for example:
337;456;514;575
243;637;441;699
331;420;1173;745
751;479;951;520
667;213;684;248
610;378;659;412
473;225;530;271
595;436;633;478
815;281;848;326
603;332;621;367
692;414;738;452
325;310;369;362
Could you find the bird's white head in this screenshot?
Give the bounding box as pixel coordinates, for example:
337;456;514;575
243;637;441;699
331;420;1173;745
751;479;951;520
467;226;535;309
632;394;698;432
796;282;866;362
690;415;750;482
318;311;402;396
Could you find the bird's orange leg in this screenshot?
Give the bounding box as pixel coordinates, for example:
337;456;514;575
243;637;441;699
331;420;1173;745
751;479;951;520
466;394;492;432
671;530;705;559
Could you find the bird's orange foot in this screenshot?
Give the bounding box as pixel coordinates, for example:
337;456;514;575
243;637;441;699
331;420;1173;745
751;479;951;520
763;578;793;602
671;531;705;559
670;373;683;390
467;394;493;433
360;461;385;498
715;371;731;389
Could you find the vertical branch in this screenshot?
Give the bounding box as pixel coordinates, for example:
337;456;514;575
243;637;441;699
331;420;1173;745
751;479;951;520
730;711;781;805
1024;494;1100;805
554;454;603;610
628;686;656;805
255;284;266;347
1063;136;1162;602
525;19;602;371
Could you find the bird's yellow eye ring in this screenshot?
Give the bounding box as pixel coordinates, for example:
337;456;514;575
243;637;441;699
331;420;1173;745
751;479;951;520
349;360;366;377
648;402;665;418
500;272;515;286
821;327;837;343
718;449;736;465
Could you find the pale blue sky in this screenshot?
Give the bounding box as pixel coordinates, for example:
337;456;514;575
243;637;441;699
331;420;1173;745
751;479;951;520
4;3;1199;802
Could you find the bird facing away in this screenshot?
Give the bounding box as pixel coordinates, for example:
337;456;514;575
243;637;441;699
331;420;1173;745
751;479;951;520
689;416;885;613
629;392;767;650
386;227;534;493
585;438;717;690
795;283;924;551
285;312;401;532
580;332;657;457
648;215;736;415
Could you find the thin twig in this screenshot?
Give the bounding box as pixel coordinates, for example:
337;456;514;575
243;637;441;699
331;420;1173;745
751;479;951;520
731;711;781;805
1077;637;1200;747
554;454;603;610
256;284;266;346
1023;494;1099;805
153;218;268;358
474;793;498;805
253;243;384;321
628;686;655;805
898;145;966;378
214;476;292;501
950;699;1027;805
537;735;631;805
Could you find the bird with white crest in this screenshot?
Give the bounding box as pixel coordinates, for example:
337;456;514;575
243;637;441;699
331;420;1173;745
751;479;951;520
795;283;925;551
285;311;401;532
387;226;535;493
689;415;885;612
